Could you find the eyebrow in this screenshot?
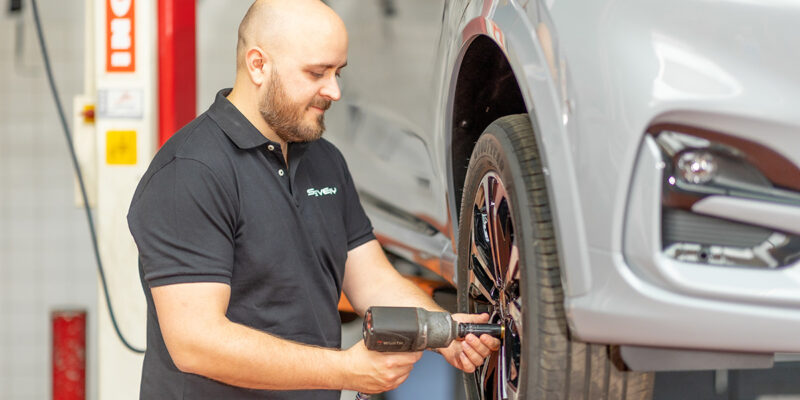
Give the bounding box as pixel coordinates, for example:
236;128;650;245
309;61;348;69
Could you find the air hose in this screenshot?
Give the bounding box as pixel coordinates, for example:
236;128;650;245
30;0;145;354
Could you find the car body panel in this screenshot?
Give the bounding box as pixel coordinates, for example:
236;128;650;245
548;0;800;350
445;2;595;298
325;0;800;353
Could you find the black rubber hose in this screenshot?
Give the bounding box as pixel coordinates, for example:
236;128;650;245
30;0;145;354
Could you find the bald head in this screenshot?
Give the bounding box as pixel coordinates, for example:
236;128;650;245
236;0;347;72
227;0;347;146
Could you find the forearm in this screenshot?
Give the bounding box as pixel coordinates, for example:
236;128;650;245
343;240;445;315
354;267;444;313
172;317;345;390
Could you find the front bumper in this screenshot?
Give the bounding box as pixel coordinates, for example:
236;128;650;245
567;134;800;353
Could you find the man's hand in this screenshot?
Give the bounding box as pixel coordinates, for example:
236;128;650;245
437;313;501;373
341;340;423;394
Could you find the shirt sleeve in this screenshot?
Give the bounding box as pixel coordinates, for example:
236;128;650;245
127;157;237;287
339;154;376;251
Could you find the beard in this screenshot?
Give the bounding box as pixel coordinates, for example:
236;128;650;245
259;70;330;143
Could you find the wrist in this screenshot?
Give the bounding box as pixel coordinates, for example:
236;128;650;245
325;348;349;391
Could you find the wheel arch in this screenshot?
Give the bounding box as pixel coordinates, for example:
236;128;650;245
448;34;527;225
446;9;592;298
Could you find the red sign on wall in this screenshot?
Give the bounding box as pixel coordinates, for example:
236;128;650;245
106;0;136;72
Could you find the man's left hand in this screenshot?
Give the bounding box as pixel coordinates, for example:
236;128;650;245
437;313;501;373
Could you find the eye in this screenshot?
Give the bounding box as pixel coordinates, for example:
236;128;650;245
308;71;324;79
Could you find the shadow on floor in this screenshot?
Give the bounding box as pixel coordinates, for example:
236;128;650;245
654;362;800;400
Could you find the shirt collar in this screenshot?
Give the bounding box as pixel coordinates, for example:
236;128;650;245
208;88;271;150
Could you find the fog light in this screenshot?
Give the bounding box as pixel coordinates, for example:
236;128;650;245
651;127;800;269
677;151;717;184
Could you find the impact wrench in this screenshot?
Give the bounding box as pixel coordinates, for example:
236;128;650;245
355;306;504;400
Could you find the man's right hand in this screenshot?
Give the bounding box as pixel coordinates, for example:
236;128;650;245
341;340;423;393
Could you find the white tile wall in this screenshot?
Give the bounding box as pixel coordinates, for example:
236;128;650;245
0;2;252;399
196;0;251;110
1;2;96;399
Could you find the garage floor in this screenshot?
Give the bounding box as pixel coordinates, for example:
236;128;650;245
654;364;800;400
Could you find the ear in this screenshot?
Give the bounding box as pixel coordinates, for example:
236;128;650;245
245;47;270;86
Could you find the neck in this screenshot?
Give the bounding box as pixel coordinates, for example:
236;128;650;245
226;85;288;151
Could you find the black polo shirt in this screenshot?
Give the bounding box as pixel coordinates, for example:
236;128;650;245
127;89;375;399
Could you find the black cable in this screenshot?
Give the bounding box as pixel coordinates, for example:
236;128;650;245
30;0;145;354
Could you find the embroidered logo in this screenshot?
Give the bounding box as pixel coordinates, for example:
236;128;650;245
307;187;338;197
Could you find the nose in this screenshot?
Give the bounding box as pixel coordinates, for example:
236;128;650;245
319;74;341;101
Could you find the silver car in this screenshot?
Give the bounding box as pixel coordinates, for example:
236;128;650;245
324;1;800;399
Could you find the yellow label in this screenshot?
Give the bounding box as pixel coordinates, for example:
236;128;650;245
106;130;137;165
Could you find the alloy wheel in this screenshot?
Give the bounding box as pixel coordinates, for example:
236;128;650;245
467;171;523;400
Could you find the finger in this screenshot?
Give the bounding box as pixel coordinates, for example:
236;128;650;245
446;344;465;370
461;340;486;367
461;313;491;323
392;372;412;389
466;334;492;358
389;352;422;364
459;352;476;373
397;353;419;364
454;353;465;370
480;334;502;351
396;364;414;376
394;352;422;365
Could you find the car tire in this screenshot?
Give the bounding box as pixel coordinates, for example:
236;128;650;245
456;114;655;400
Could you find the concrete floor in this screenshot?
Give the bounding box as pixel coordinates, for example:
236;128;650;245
654;364;800;400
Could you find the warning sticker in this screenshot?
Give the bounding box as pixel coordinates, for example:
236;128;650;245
98;88;143;119
106;130;137;165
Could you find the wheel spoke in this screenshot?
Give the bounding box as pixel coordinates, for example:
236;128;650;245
472;183;492;266
490;185;513;288
470;180;501;303
470;222;493;274
480;350;501;400
508;297;523;338
470;258;498;305
470;229;498;302
505;243;519;291
483;177;504;288
504;318;522;394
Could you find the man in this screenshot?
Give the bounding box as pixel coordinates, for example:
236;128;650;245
127;1;500;398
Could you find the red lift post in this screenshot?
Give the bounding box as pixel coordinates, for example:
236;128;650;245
157;0;196;146
55;0;197;398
